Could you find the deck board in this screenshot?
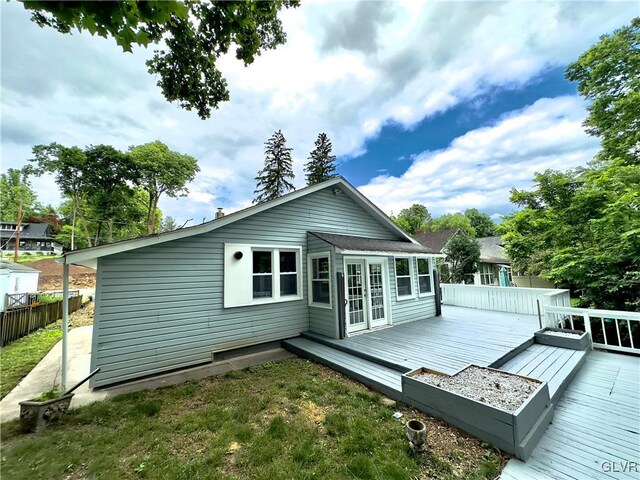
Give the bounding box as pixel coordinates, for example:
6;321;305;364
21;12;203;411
500;351;640;480
304;305;540;374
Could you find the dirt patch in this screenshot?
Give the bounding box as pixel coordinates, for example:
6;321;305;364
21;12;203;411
30;259;96;291
300;400;328;425
69;302;94;327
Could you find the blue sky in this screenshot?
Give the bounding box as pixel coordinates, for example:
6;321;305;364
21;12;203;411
1;1;637;224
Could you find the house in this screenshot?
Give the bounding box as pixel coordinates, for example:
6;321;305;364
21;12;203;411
59;177;442;388
473;236;512;286
0;222;63;255
0;260;40;311
412;228;460;254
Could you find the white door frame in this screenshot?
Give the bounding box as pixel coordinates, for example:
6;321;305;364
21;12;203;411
344;256;392;335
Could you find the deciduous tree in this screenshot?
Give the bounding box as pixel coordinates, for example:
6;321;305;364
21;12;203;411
442;234;480;284
0;168;39;221
129;141;199;234
464;209;496;237
391;204;431;235
430;213;476;237
22;0;299;119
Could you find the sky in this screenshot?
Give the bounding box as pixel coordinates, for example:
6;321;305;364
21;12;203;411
1;1;638;226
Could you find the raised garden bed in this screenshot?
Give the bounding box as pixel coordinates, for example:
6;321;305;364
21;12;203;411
401;365;553;461
19;393;74;433
535;327;591;351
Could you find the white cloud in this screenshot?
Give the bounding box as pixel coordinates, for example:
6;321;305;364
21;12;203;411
358;96;600;216
0;1;636;223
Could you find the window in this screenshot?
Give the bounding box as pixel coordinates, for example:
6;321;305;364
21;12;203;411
395;257;414;299
309;254;331;307
279;251;298;296
417;258;432;295
479;264;494;285
252;251;273;298
224;243;303;308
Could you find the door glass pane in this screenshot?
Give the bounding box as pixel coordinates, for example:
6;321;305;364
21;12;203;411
369;263;385;321
347;263;365;326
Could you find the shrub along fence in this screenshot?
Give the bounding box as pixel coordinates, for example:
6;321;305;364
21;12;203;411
0;295;83;346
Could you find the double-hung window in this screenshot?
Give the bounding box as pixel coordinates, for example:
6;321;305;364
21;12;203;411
479;264;494;285
308;253;331;307
395;257;414;299
417;258;432;295
224;243;302;308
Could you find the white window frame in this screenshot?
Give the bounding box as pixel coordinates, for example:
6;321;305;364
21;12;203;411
307;252;332;309
224;243;303;308
394;256;415;300
416;257;435;297
479;263;494;285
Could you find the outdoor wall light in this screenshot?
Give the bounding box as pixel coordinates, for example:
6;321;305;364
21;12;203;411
234;251;243;260
333;187;342;195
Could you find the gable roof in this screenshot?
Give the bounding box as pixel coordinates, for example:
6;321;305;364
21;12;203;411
0;223;54;240
310;232;439;255
477;236;510;264
0;259;39;273
62;177;418;268
412;229;460;253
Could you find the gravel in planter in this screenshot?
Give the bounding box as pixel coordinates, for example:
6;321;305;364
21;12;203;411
543;330;584;338
413;366;540;413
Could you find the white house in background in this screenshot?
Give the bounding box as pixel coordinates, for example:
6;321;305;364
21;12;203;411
0;260;40;311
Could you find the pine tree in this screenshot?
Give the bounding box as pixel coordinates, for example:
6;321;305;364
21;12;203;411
304;133;337;186
253;130;295;204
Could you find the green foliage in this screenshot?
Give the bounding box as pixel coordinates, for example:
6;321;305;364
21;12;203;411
391;204;431;235
304;133;337;186
33;388;63;402
566;18;639;167
442;233;480;283
431;212;476;237
254;130;295;204
129;141;199;234
501;19;640;310
500;165;639;310
464;209;497;237
22;1;299;119
0;168;39;221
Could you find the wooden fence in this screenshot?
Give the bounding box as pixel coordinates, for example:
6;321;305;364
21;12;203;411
441;284;571;316
0;296;83;346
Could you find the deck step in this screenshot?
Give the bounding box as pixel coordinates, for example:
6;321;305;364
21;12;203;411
283;337;403;400
499;345;589;404
301;331;411;373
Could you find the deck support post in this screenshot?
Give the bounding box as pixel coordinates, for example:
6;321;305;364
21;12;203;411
61;262;69;391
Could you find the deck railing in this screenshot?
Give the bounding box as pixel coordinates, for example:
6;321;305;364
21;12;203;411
544;305;640;354
441;284;571;316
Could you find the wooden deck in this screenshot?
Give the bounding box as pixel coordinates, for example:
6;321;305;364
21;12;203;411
501;351;640;479
300;305;540;374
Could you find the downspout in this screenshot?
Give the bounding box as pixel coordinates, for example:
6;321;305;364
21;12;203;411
61;260;69;391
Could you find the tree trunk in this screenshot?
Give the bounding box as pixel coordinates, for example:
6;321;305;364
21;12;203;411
146;193;158;235
108;218;113;244
77;201;92;248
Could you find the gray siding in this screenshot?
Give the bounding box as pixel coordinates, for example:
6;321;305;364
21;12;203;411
92;187;401;387
307;234;338;339
389;257;436;325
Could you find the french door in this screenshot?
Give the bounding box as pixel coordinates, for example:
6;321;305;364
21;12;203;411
345;259;389;334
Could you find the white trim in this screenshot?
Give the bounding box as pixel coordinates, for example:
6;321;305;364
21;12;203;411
393;256;415;301
307;251;332;309
223;243;303;308
61;177;417;268
338;249;444;257
343;255;392;334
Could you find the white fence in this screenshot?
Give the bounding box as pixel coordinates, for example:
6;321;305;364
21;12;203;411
441;284;571;316
545;305;640;354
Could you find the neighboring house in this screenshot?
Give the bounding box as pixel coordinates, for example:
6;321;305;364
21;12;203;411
60;177;441;388
0;260;40;311
412;229;460;255
0;222;63;255
473;236;512;286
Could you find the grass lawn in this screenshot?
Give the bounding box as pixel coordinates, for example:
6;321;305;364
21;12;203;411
0;322;62;399
1;359;507;480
